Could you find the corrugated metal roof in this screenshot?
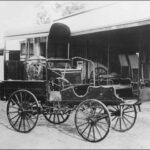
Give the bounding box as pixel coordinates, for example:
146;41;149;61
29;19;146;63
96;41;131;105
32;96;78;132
4;24;50;39
56;1;150;36
5;1;150;39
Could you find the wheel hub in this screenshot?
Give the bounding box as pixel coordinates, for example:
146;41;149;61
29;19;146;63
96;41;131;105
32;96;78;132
112;110;121;116
87;116;97;125
18;108;25;118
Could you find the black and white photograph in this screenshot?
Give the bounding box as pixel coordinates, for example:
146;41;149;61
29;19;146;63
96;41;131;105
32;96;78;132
0;1;150;149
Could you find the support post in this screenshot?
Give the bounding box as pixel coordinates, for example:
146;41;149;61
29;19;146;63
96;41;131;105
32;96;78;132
46;36;48;81
45;36;49;102
67;43;70;59
4;39;6;80
107;33;110;85
137;28;143;102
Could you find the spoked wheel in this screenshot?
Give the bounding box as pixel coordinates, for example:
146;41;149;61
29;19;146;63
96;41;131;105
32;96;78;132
7;90;39;133
75;99;111;142
43;101;71;124
108;105;137;132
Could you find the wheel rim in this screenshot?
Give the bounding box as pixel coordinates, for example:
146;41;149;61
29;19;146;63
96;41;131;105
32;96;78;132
7;90;39;133
75;99;111;142
108;105;137;132
43;101;70;124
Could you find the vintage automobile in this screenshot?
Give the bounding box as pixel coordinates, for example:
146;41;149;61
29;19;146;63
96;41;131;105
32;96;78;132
0;22;144;143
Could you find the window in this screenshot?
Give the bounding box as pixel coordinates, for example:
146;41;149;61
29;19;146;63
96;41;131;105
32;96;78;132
20;40;34;60
40;42;46;57
20;43;26;55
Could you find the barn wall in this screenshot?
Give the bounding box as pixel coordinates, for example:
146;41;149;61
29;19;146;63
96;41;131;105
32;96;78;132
70;25;150;80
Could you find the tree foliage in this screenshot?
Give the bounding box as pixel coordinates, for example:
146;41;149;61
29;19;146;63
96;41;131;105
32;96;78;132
36;7;51;24
54;1;85;17
36;1;86;25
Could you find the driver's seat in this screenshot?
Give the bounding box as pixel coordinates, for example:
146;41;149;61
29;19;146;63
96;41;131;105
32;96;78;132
63;70;82;84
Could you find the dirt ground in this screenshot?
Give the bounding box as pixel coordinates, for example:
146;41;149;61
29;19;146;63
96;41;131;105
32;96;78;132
0;100;150;149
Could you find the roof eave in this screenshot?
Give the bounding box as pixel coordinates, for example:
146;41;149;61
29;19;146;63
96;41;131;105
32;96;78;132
71;18;150;36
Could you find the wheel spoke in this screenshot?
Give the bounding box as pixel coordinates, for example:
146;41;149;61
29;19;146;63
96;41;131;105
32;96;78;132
123;116;132;125
111;106;118;110
81;123;90;134
119;118;122;130
123;106;130;111
14;94;21;106
116;105;120;110
11;98;19;107
87;125;92;139
27;116;35;125
49;113;52;120
109;108;116;113
97;107;103;115
124;113;135;119
23;119;26;131
76;117;87;120
122;116;127;128
113;117;119;129
77;121;89;128
93;107;97;115
18;118;22;130
80;111;90;117
53;114;56;123
8;111;18;114
22;109;35;113
9;113;19;121
13;115;21;127
98;113;109;120
93;126;96;141
9;106;19;110
98;121;109;126
97;122;107;132
124;110;134;113
95;124;102;138
57;114;60;123
60;112;65;120
25;116;31;129
80;108;91;116
112;116;117;121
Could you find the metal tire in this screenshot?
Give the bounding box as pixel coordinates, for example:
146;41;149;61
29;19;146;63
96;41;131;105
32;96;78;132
108;105;137;132
7;89;39;133
75;99;111;142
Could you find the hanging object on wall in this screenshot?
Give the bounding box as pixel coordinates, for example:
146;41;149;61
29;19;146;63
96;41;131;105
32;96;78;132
118;54;128;67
